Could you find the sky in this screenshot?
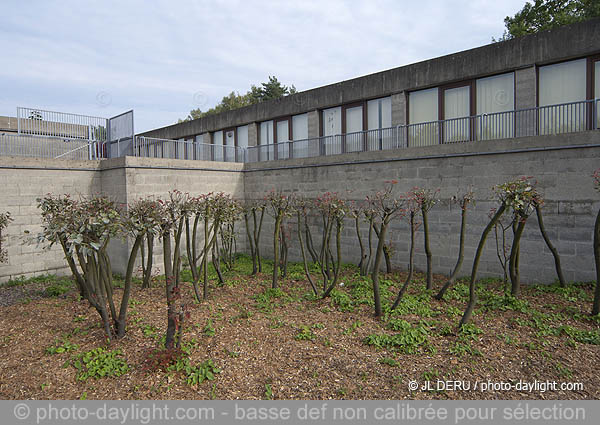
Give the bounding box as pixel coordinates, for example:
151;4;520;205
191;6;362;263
0;0;528;133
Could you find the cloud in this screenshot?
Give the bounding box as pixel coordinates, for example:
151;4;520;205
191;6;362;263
0;0;526;132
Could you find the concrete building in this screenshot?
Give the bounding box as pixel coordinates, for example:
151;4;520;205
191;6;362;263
140;19;600;164
1;19;599;284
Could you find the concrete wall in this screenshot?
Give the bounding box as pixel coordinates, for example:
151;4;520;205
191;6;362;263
243;131;600;284
0;157;101;281
1;130;599;284
0;156;244;282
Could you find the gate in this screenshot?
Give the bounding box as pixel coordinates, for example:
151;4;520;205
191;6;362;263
107;110;134;158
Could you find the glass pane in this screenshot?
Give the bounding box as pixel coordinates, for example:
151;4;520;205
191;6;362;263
539;59;587;135
594;61;600;128
367;97;393;150
476;73;514;140
259;121;273;160
292;113;309;158
276;120;289;142
292;114;308;140
322;107;341;155
213;131;223;161
236;125;248;148
260;121;273;145
408;88;439;147
345;106;363;152
444;86;470;143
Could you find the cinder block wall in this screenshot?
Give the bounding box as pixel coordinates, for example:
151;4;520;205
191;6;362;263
0;157;101;281
1;131;599;284
0;156;245;282
244;132;600;284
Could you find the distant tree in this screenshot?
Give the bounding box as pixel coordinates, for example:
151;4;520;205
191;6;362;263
497;0;600;40
180;76;296;122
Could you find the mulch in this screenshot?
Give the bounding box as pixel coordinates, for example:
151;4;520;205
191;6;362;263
0;269;598;400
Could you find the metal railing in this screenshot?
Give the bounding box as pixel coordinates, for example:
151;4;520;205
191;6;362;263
0;133;103;160
17;107;108;141
3;99;598;163
247;99;599;161
134;137;246;163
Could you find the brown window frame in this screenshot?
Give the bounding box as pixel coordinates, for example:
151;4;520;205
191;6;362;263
439;80;476;143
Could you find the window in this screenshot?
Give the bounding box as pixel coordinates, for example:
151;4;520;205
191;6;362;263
443;84;471;142
259;121;274;161
292;114;308;140
539;58;587;134
344;105;363;152
275;118;290;159
594;60;600;128
367;97;392;150
224;129;235;162
322;106;342;155
213;130;223;161
195;133;212;161
408;88;439;147
292;113;309;158
476;73;515;140
237;125;248;149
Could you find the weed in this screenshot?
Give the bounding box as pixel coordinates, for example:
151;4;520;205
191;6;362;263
558;325;600;345
264;383;273;400
378;357;399;367
203;319;216;337
458;323;483;341
46;340;79;355
449;341;481;357
343;320;363;335
364;321;429;354
253;288;292;313
422;368;440;381
329;289;354;312
72;348;129;381
295;325;316;341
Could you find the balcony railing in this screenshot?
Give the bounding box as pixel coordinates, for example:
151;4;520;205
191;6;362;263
134;136;246;163
2;99;597;162
247;99;599;162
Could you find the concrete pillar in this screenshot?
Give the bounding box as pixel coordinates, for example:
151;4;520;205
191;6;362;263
247;122;258;147
307;110;320;139
391;92;407;127
515;66;536;137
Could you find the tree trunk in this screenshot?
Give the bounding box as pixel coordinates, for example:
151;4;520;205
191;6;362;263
460;204;506;327
297;211;318;295
323;219;343;298
142;233;154;289
392;211;415;308
535;204;566;287
244;212;257;275
435;206;467;300
422;208;433;289
372;216;390;317
116;235;143;337
305;215;318;263
163;232;177;349
253;208;265;272
510;219;526;297
592;208;600;315
272;214;282;289
355;216;366;270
